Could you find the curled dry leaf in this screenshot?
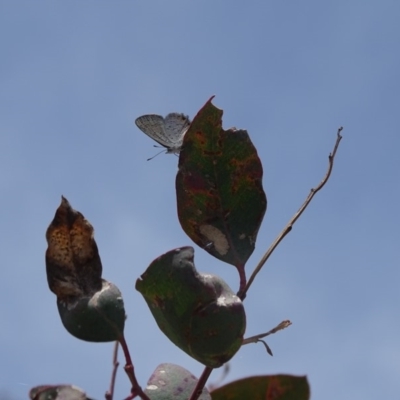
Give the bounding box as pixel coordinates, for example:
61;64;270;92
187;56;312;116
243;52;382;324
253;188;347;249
45;196;102;302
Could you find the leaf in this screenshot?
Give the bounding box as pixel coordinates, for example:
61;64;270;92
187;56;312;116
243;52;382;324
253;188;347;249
45;197;125;341
29;384;94;400
211;375;310;400
46;196;102;302
57;279;125;342
136;247;246;368
176;96;267;269
144;363;211;400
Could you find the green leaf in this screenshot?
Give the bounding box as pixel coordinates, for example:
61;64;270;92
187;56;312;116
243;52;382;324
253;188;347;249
57;279;125;342
176;96;267;269
144;363;211;400
136;247;246;368
211;375;310;400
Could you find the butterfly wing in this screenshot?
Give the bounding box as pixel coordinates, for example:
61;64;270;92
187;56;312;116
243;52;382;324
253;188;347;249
135;114;172;149
162;113;191;153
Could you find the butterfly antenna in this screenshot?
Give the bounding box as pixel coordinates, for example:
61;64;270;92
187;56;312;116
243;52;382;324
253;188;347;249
147;148;166;161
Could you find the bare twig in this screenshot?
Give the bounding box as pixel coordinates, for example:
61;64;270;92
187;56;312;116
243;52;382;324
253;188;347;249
241;320;292;356
119;335;150;400
239;127;343;299
242;320;292;346
189;366;213;400
105;341;120;400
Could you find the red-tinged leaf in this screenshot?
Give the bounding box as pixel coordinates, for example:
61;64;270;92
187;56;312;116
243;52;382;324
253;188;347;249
210;375;310;400
29;384;93;400
176;96;266;272
136;247;246;368
45;196;102;302
57;279;125;342
144;363;211;400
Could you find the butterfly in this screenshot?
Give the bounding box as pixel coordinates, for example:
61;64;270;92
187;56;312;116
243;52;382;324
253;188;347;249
135;113;191;158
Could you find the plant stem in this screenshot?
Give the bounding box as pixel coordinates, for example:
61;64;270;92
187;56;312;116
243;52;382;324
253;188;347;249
119;334;150;400
105;341;119;400
242;320;292;345
189;366;213;400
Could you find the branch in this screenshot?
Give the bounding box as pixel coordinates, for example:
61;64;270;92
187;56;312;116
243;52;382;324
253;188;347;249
189;366;213;400
105;341;120;400
118;334;150;400
240;127;343;299
242;320;292;355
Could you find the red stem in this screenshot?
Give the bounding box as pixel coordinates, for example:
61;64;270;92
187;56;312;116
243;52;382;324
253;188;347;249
119;334;150;400
189;366;213;400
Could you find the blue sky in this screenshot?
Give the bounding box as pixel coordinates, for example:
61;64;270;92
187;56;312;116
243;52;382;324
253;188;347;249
1;1;399;399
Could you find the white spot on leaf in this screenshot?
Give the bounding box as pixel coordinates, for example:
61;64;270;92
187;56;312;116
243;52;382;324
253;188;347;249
199;225;229;255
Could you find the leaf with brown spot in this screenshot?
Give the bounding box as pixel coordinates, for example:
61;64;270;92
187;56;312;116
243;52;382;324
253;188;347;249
45;196;102;302
211;375;310;400
136;246;246;368
176;96;267;272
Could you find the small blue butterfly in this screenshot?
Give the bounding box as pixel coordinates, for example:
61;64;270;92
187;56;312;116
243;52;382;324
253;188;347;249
135;113;191;156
